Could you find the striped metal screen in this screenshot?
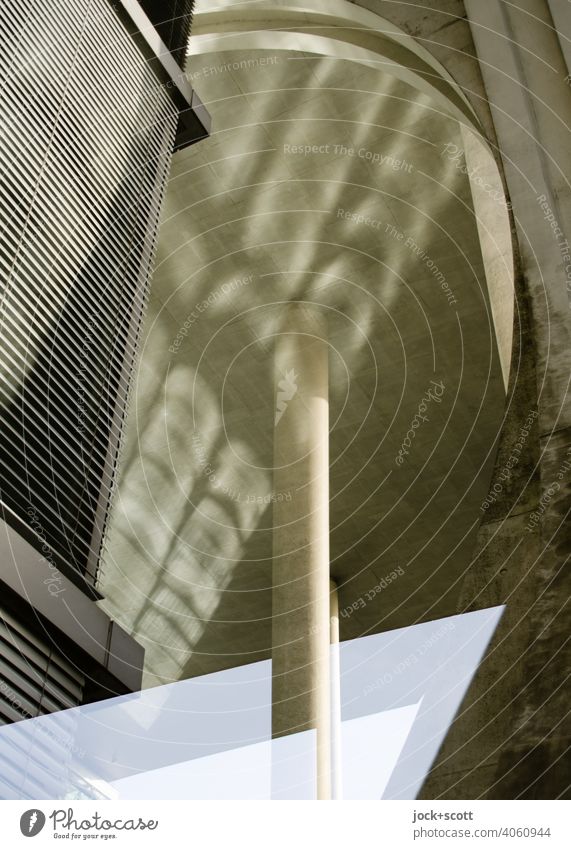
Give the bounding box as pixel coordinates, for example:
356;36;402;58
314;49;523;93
0;0;179;585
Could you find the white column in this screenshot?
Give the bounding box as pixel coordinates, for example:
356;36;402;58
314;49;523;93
272;303;331;800
330;579;343;800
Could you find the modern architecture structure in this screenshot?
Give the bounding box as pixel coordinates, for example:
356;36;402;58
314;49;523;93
0;0;208;743
1;0;570;801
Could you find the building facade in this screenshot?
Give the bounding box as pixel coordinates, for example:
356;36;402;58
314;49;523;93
96;0;571;800
1;0;570;802
0;0;208;751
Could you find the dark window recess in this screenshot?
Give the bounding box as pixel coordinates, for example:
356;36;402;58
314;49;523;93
0;603;84;728
0;584;130;798
139;0;195;67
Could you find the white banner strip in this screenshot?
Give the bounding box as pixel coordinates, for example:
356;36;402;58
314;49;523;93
0;800;568;848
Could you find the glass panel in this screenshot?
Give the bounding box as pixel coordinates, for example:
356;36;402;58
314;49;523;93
0;607;503;799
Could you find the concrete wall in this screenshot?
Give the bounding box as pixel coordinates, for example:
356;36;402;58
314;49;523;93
371;0;571;799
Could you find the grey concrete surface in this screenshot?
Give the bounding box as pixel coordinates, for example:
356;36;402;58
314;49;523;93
98;0;571;801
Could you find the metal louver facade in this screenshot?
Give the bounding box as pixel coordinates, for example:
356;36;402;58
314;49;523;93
0;0;182;589
0;0;209;727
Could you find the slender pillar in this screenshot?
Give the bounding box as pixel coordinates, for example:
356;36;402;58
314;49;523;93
330;579;343;800
272;303;331;800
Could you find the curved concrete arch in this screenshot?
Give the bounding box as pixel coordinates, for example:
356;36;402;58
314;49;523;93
189;0;515;384
190;0;479;127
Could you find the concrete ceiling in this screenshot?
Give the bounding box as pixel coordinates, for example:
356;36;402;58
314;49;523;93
99;40;508;688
